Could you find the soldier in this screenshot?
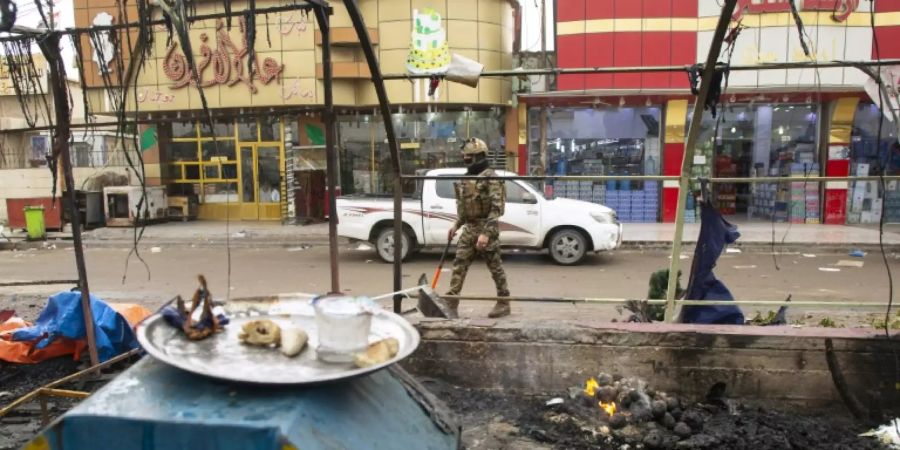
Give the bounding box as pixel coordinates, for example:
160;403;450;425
445;138;511;318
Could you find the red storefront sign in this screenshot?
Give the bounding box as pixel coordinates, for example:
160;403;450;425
733;0;859;22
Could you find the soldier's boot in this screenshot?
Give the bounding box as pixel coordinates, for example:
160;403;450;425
487;291;510;318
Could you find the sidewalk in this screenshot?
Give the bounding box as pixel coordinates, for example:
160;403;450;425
2;219;899;251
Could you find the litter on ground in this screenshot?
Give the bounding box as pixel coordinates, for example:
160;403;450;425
836;260;865;268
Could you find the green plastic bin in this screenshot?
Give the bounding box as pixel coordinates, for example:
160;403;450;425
24;206;46;240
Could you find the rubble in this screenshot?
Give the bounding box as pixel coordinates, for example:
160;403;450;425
427;373;890;450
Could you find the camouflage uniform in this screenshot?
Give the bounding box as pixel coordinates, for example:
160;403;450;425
446;163;510;318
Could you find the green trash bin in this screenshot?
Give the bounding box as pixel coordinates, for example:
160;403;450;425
24;206;46;241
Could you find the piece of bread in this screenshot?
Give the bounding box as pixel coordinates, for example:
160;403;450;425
353;338;400;368
280;328;309;357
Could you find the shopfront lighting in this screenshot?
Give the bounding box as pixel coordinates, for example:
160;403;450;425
731;127;737;133
778;126;785;135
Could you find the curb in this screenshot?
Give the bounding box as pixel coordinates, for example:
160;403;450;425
4;238;898;254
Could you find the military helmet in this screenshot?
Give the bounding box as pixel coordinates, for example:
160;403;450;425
461;137;489;156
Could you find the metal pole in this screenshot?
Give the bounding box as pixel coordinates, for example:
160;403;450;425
379;59;900;80
35;31;100;367
441;294;894;309
343;0;404;313
664;0;739;323
314;6;340;295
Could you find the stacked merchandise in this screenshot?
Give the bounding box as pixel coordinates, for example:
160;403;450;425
592;182;607;205
848;164;884;224
785;163;819;224
751;182;777;219
886;181;900;223
578;181;594;202
603;181;661;223
684;193;697;223
550;180;610;210
640;181;660;223
685;141;714;224
715;155;738;215
614;181;632;223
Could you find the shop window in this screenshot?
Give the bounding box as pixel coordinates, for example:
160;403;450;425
689;104;819;221
170;142;199;162
184;165;201;180
203;182;239;203
337;110;504;196
172;121;196;139
204;164;221;180
199;120;235;138
849;103;899;224
260;116;281;141
202;140;236;161
238;120;259;141
528;106;661;223
222;163;238;180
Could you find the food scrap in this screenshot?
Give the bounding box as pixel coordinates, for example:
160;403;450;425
238;320;282;346
353;338;399;368
161;275;228;341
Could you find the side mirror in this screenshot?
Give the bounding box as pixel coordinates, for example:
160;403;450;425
522;192;538;204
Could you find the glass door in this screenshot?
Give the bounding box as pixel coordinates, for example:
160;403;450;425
240;146;259;220
256;145;281;219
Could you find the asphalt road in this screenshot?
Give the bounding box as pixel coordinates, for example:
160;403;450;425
1;244;898;327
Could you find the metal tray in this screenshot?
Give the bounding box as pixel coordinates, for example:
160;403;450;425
136;300;420;385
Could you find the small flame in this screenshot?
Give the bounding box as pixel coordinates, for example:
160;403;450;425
599;401;617;416
584;378;599;397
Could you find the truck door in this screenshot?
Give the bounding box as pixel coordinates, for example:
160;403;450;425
500;180;541;246
425;176;460;245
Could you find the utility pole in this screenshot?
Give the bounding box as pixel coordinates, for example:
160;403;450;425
18;24;101;367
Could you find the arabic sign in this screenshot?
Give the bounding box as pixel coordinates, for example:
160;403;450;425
163;17;285;94
0;55;48;96
733;0;859;22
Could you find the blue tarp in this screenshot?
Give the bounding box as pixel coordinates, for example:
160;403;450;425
33;358;459;450
680;198;745;325
11;291;139;362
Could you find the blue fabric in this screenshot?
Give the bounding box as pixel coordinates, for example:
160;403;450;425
11;291;139;362
680;200;745;325
161;305;228;332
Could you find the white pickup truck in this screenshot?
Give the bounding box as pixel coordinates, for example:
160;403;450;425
336;168;623;265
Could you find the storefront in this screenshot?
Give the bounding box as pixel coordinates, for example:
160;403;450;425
525;0;900;224
527;105;662;222
75;0;520;221
338;108;507;196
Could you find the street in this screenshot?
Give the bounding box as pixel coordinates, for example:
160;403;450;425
1;243;897;327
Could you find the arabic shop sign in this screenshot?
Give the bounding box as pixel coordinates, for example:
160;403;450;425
163;17;285;94
733;0;859;22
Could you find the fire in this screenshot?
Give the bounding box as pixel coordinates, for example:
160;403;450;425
599;401;617;416
584;377;616;417
584;377;599;396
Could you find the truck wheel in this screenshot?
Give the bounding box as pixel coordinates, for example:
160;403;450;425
375;227;411;263
548;229;587;265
